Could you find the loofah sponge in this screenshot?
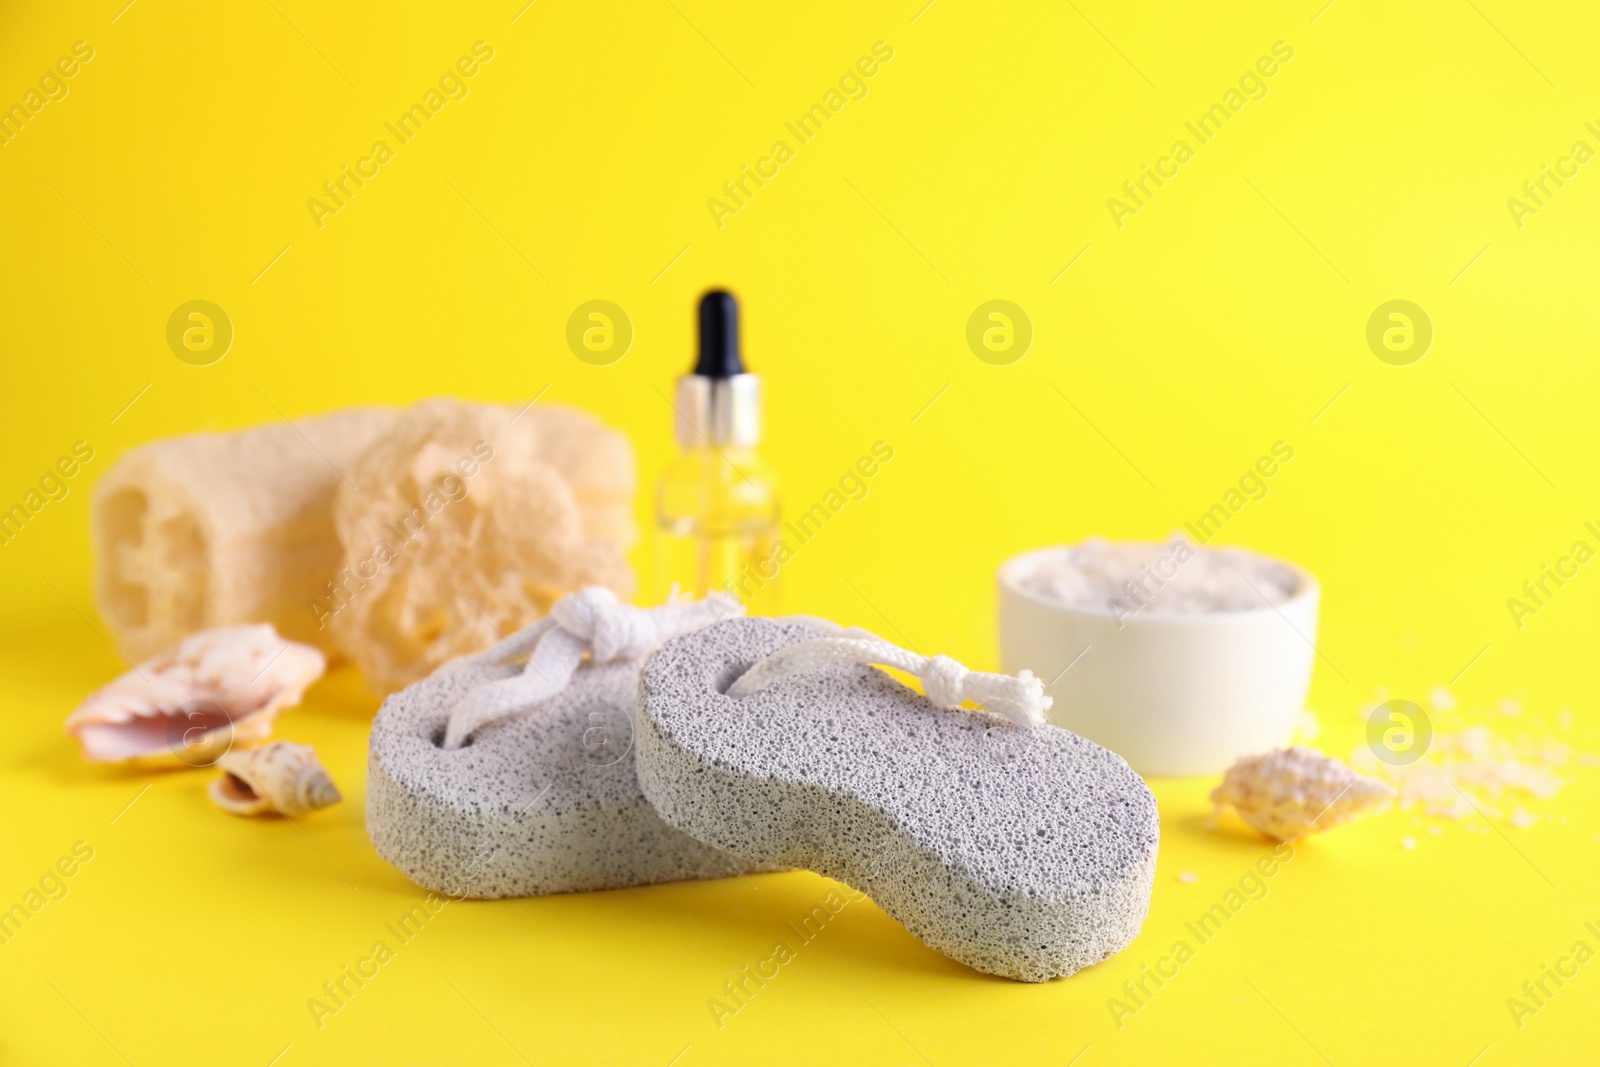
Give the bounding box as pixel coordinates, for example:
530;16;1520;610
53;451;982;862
91;408;401;659
368;657;745;898
635;617;1160;982
329;400;636;692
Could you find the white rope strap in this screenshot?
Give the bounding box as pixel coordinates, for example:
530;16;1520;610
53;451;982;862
441;587;740;749
726;626;1050;728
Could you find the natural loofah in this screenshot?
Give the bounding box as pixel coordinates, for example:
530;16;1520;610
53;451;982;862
368;657;745;898
635;617;1160;982
329;400;636;693
91;408;401;659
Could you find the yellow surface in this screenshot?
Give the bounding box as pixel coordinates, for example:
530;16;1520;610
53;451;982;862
2;1;1598;1063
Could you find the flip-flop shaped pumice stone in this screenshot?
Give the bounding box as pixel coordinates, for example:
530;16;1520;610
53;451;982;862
367;589;749;897
635;617;1160;982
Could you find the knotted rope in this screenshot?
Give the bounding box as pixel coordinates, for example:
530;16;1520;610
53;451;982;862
727;621;1050;728
441;587;739;749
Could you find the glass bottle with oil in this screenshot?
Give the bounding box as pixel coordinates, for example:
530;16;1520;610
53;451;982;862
655;290;781;614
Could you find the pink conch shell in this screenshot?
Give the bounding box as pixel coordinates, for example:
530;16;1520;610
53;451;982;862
209;741;341;817
65;624;326;766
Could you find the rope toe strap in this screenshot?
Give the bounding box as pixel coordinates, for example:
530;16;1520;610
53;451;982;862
725;630;1050;728
441;587;740;749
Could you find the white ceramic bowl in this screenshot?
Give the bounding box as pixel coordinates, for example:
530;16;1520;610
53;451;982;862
997;544;1319;777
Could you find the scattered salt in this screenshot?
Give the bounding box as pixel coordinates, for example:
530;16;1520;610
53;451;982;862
1178;871;1198;884
1539;740;1570;765
1351;708;1565;822
1508;808;1535;828
1402;837;1417;850
1429;687;1456;711
1018;536;1298;616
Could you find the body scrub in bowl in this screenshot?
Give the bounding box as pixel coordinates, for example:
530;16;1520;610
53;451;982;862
998;537;1317;777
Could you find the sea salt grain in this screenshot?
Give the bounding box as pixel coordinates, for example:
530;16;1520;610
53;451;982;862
1020;537;1299;617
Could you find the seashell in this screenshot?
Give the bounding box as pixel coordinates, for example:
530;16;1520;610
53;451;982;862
1211;746;1395;840
209;741;341;817
64;624;325;766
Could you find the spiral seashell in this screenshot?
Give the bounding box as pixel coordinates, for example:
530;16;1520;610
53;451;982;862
209;741;342;817
1211;746;1395;840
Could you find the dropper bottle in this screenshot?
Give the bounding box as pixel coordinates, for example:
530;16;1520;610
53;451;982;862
654;290;781;612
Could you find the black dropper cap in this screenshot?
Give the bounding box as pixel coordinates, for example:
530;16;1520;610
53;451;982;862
695;290;745;378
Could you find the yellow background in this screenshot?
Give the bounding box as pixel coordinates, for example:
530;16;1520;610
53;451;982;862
2;0;1598;1063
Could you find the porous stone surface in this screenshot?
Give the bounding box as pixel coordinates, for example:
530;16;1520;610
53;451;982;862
636;618;1160;982
368;659;743;898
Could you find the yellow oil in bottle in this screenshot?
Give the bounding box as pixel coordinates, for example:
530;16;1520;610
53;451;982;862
655;446;780;613
654;290;780;613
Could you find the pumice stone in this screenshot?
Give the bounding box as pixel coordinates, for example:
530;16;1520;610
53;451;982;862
635;617;1160;981
367;588;747;898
